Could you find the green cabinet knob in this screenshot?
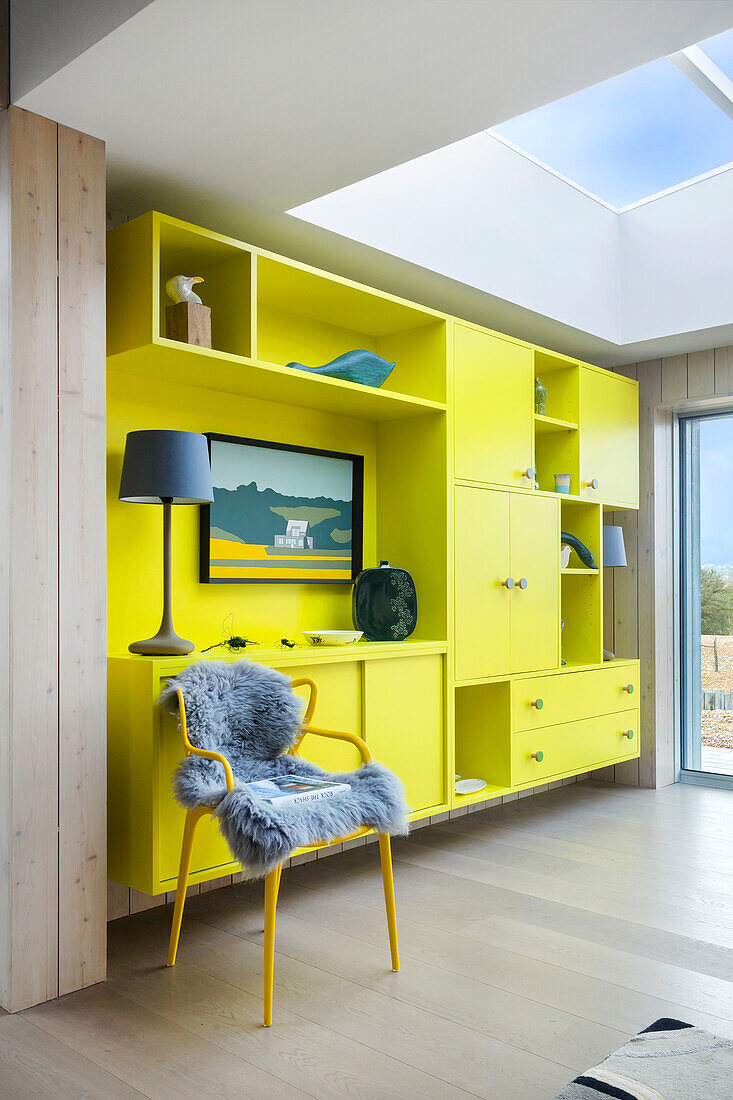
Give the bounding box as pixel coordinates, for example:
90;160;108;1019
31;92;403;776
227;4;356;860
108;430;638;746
531;750;544;762
622;729;634;739
531;698;543;710
622;683;634;694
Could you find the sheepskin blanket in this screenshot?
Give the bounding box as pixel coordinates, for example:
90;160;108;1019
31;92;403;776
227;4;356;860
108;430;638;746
161;659;409;878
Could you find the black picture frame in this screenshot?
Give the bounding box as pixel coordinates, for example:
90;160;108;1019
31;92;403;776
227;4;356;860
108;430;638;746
200;433;364;584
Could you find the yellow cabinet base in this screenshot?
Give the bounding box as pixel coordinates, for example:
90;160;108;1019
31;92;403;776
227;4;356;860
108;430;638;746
108;642;448;895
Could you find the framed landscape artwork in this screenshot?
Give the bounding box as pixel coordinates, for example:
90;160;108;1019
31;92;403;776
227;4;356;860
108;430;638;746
200;433;364;583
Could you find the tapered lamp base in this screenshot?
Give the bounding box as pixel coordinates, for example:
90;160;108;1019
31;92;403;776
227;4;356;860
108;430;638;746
128;501;194;657
129;631;194;657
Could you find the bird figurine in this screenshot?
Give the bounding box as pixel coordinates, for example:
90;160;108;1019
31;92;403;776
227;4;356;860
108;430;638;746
165;275;204;305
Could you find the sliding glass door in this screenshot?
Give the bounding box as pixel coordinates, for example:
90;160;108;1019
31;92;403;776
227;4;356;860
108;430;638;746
680;412;733;781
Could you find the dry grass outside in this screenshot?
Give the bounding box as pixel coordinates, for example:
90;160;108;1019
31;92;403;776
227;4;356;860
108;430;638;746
700;637;733;747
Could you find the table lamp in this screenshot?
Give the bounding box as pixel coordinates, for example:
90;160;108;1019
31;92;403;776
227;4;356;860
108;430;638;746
119;430;213;655
602;524;627;661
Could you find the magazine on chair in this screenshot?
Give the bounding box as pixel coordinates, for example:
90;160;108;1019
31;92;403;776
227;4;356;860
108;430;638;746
246;774;351;806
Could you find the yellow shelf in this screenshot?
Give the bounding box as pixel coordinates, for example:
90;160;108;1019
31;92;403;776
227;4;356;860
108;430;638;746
108;340;446;422
561;567;599;575
109;639;448;672
534;413;578;434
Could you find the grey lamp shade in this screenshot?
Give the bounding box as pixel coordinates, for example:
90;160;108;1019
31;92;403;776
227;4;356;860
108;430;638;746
603;525;627;568
119;430;213;504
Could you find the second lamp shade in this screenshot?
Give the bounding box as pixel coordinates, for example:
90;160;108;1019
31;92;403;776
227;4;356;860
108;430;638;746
602;525;627;568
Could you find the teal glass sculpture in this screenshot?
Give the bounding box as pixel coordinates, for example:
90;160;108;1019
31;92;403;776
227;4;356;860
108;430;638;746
287;349;395;388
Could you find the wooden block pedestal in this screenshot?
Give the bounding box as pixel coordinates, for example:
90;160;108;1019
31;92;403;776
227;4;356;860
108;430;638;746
165;301;211;348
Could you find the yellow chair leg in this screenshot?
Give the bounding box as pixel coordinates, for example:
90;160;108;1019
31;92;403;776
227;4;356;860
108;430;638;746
378;833;399;972
167;807;206;967
263;862;282;1027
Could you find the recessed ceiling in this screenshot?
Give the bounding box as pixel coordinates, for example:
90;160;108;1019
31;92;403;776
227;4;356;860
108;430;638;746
15;0;733;363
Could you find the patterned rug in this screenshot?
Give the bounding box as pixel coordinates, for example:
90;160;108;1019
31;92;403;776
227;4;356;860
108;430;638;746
553;1018;733;1098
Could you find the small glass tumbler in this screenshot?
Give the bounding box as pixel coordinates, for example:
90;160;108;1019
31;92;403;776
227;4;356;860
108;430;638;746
554;473;571;494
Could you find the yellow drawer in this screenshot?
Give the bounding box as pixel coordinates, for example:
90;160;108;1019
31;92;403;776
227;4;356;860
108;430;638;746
512;709;638;785
512;664;638;732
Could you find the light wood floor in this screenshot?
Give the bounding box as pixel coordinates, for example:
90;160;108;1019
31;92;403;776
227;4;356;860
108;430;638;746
8;779;733;1099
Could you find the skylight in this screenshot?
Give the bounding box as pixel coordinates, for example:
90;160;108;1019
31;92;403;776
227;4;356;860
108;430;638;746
700;27;733;84
492;49;733;209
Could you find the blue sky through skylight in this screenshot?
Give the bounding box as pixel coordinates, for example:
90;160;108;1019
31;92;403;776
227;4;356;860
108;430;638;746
493;56;733;208
700;27;733;84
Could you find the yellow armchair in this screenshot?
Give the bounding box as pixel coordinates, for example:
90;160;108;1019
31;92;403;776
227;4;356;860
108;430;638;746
167;677;399;1027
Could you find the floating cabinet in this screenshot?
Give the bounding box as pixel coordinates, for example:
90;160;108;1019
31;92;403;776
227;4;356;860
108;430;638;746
105;212;641;893
580;366;639;507
454;324;534;488
109;645;447;895
454;486;559;681
364;655;444;812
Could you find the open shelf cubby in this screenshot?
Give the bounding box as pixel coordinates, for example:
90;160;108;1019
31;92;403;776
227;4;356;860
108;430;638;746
158;218;254;360
560;498;602;665
454;681;512;801
255;254;447;405
533;350;580;494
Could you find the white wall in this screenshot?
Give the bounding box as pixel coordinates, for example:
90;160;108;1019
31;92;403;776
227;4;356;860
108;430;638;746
291;133;620;341
619;167;733;344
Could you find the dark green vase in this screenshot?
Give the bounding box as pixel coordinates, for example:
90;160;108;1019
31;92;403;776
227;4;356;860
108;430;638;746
352;561;417;641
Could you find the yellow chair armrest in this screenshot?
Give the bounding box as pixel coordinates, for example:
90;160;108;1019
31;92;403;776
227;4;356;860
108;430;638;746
293;723;372;766
290;676;318;725
176;687;235;792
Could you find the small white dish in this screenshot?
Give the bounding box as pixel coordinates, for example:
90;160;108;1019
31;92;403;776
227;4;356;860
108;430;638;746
455;778;487;795
302;630;363;647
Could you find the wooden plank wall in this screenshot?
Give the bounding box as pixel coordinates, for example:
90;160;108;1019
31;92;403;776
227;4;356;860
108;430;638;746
0;107;106;1011
597;346;733;789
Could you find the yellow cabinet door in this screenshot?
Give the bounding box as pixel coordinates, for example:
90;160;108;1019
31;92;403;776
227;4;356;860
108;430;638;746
364;655;444;812
454;324;534;488
509;493;560;675
579;367;639;507
455;486;511;680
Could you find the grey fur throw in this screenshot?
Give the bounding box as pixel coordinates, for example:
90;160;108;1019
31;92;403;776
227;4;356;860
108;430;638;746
161;659;409;878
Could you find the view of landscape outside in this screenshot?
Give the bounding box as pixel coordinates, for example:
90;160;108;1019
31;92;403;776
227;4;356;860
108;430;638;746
699;416;733;774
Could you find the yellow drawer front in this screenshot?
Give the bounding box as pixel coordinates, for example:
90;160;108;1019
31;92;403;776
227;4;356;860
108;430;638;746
512;664;639;732
512;710;639;785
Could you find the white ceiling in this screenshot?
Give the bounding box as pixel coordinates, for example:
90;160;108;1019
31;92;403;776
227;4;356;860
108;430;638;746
15;0;733;364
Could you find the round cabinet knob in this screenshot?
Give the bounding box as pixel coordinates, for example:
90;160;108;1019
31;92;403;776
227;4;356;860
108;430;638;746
622;683;634;694
586;478;599;490
531;698;543;710
622;729;634;740
517;577;528;590
523;467;536;481
531;750;544;762
502;577;515;589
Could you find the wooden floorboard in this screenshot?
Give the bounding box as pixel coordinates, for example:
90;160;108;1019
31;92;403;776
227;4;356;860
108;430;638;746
14;781;733;1098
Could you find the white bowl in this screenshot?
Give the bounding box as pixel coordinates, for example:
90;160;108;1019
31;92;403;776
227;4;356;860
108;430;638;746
455;778;487;795
302;630;363;647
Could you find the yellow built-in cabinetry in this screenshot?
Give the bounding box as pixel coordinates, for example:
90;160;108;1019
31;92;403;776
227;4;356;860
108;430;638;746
106;212;639;891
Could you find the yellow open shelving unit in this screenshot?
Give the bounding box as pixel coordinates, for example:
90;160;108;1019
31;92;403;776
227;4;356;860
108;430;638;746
106;211;640;893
